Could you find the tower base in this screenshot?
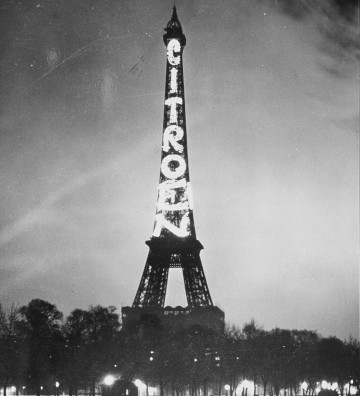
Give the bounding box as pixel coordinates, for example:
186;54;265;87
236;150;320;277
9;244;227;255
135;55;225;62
121;305;224;334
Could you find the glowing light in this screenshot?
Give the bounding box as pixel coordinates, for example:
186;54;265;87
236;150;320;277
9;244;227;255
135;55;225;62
239;380;254;392
224;385;230;391
167;39;181;65
301;382;308;391
11;387;16;392
104;375;116;386
170;67;178;93
153;212;190;237
134;380;146;389
165;97;182;124
331;383;338;391
148;387;156;396
321;381;330;390
187;182;194;210
157;178;186;207
160;202;189;211
152;30;191;239
161;154;186;179
344;383;358;395
55;382;60;388
163;125;184;153
235;380;255;396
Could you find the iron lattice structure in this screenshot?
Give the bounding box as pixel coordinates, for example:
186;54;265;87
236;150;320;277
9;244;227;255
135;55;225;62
132;7;214;310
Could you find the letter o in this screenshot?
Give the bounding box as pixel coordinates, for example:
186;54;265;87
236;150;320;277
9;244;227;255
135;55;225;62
161;154;186;179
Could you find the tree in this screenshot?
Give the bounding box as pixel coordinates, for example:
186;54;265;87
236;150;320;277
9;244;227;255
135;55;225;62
345;338;359;395
63;308;92;396
222;325;245;396
63;305;121;396
291;330;320;396
0;304;28;396
19;299;64;396
317;336;360;396
241;320;264;396
264;328;298;396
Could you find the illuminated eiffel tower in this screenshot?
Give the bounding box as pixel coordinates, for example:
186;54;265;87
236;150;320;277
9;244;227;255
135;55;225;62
122;7;224;332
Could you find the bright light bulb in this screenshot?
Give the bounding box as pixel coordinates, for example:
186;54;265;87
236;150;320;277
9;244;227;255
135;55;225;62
104;375;116;386
301;382;308;391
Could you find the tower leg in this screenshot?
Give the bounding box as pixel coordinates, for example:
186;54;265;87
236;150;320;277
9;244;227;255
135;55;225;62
182;253;213;307
132;251;169;307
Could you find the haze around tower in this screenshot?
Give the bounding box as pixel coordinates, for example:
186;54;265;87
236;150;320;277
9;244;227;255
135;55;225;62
0;0;358;340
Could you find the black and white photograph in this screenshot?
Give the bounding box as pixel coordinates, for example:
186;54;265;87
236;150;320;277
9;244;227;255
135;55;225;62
0;1;358;396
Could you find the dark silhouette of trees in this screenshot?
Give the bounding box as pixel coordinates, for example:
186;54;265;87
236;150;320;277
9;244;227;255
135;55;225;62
0;299;359;396
63;308;92;395
222;325;244;396
241;319;264;395
19;299;64;396
292;330;320;396
317;337;359;396
0;304;29;396
63;305;121;396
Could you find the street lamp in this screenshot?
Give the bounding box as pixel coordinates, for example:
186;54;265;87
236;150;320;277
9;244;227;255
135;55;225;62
225;384;230;396
104;375;116;386
134;380;146;396
103;375;116;396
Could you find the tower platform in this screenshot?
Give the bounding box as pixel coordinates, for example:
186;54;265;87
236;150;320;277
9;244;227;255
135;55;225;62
121;305;224;333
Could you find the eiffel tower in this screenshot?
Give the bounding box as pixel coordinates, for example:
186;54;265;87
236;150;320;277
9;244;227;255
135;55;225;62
122;7;224;332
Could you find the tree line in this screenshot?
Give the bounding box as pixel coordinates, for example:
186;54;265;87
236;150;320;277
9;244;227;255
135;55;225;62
0;300;358;396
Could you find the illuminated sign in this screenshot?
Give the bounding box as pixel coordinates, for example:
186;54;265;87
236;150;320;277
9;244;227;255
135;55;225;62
170;68;178;93
162;125;184;153
165;97;183;124
166;39;181;65
153;38;192;238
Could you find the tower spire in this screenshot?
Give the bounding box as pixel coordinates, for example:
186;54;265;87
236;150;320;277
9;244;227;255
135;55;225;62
163;4;186;46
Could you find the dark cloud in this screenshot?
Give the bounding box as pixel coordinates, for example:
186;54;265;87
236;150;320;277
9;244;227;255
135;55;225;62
273;0;311;19
318;2;359;78
268;0;359;78
270;0;358;22
333;0;358;21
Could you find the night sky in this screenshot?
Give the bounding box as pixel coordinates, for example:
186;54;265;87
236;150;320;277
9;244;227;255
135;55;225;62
0;0;358;340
